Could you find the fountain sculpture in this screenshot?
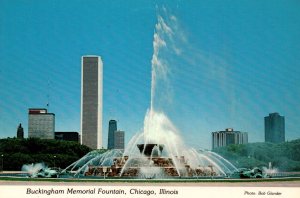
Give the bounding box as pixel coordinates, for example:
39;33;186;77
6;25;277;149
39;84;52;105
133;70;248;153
62;110;238;179
61;11;238;179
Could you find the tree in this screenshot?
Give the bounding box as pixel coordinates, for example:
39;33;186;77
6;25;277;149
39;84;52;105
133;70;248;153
0;138;91;170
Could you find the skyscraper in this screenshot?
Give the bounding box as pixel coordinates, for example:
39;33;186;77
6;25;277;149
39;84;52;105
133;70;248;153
107;120;117;149
81;56;103;149
28;108;55;139
17;123;24;139
114;130;125;150
212;128;248;149
264;113;285;143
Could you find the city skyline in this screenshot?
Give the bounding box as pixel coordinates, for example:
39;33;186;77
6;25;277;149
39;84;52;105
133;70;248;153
0;1;300;149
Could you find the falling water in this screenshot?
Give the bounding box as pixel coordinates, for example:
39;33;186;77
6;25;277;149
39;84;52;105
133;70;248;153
61;9;238;179
21;163;46;176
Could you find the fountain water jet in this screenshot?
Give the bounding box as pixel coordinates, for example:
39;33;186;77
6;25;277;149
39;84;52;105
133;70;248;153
62;108;237;178
22;163;59;178
62;10;238;179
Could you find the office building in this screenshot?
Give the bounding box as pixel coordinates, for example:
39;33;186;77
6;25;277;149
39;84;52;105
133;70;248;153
55;132;79;142
212;128;248;149
114;130;125;150
107;120;117;149
81;55;103;149
17;123;24;139
265;113;285;143
28;108;55;139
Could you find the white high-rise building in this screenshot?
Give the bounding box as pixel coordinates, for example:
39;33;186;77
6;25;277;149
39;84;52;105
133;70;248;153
212;128;248;149
28;108;55;139
114;130;125;150
81;55;103;149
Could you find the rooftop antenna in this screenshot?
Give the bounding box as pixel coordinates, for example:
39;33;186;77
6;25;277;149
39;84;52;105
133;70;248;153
47;79;50;112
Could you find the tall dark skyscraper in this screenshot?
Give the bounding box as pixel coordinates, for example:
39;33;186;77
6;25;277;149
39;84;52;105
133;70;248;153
107;120;117;149
265;113;285;143
17;123;24;139
81;55;103;149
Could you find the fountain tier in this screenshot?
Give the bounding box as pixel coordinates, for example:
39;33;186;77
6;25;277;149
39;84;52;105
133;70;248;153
84;150;217;178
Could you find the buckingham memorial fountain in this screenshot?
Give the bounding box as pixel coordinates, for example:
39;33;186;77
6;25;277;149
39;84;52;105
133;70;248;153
57;12;240;179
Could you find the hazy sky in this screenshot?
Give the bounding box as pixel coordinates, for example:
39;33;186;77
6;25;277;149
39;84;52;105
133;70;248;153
1;0;299;149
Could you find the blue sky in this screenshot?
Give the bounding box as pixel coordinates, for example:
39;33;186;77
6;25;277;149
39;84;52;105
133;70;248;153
0;0;299;149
